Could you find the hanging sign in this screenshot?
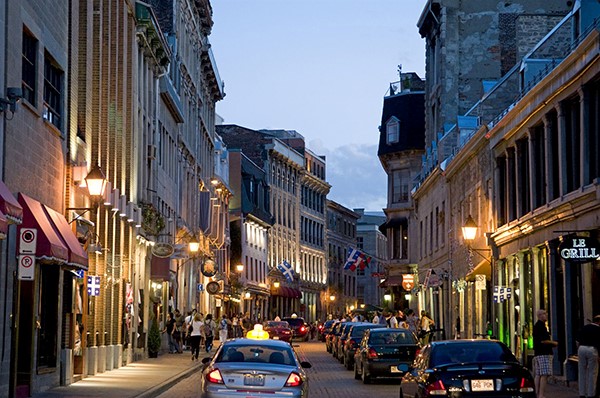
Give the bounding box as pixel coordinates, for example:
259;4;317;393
201;258;217;277
401;274;415;291
475;274;486;290
559;236;600;263
206;281;220;295
87;276;101;296
493;286;512;303
152;242;174;258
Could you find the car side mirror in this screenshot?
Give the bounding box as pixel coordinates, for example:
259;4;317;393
300;361;312;368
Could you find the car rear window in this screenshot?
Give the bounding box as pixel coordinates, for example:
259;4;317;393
369;331;417;345
283;318;305;327
351;324;384;337
431;342;517;366
217;344;296;365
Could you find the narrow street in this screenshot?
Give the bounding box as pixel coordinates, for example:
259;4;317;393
157;340;401;397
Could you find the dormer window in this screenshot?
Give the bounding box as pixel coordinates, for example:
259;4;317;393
387;117;400;144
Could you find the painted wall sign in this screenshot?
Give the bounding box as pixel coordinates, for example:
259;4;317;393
206;281;221;295
152;242;174;258
401;274;415;290
559;236;600;262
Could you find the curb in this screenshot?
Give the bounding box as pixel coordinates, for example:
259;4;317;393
135;361;204;398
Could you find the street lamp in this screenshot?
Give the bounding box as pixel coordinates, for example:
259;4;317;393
236;264;244;273
273;281;280;288
68;164;109;224
462;215;478;241
188;236;200;254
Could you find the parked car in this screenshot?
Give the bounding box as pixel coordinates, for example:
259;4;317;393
282;317;310;341
200;337;312;397
342;323;387;370
399;339;535;397
354;327;420;384
326;321;346;353
334;322;363;361
319;319;337;342
263;321;293;342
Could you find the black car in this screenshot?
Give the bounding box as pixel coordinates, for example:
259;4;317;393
282;317;310;341
319;319;337;342
399;339;536;398
326;321;345;353
353;328;420;384
342;323;387;370
333;322;363;361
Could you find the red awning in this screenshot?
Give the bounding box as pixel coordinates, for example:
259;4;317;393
271;286;294;297
18;193;68;264
0;180;22;223
44;204;88;269
0;210;8;238
151;256;171;281
291;288;302;299
379;275;403;288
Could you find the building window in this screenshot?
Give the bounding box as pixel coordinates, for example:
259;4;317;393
392;170;410;203
387;118;400;144
22;29;37;105
357;236;363;250
43;53;63;129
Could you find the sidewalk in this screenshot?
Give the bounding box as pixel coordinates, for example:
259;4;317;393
30;350;208;398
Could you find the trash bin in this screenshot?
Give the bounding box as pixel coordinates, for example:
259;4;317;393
564;355;578;384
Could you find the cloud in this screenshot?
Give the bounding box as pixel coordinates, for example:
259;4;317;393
309;140;387;212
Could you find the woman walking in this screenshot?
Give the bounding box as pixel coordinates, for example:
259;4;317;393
189;312;203;361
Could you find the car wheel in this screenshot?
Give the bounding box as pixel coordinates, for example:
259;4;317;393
361;364;371;384
354;361;361;380
345;355;352;370
399;388;404;398
338;352;344;364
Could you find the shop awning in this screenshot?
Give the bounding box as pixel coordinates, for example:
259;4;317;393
0;180;22;223
465;259;492;282
18;193;69;264
44;204;88;269
271;286;291;297
291;288;302;299
379;275;403;288
0;210;8;238
150;256;171;281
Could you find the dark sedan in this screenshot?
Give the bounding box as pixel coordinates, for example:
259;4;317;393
282;317;310;341
263;321;293;342
399;339;535;398
334;322;367;362
354;328;420;384
319;319;337;342
342;323;387;370
326;321;345;353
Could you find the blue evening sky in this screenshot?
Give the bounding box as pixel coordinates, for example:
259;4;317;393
210;0;426;211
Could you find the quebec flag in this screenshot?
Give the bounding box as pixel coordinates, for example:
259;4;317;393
277;260;295;282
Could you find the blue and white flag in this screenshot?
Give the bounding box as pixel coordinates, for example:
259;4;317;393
277;260;294;282
88;275;101;296
493;286;512;303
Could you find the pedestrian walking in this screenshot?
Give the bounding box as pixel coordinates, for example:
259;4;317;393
173;308;185;353
533;309;558;398
162;312;178;354
232;314;240;337
202;314;217;353
241;312;252;336
219;314;231;344
576;314;600;398
189;312;203;361
405;309;419;335
372;311;380;324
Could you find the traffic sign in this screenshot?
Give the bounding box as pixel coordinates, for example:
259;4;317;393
19;228;37;254
18;254;35;280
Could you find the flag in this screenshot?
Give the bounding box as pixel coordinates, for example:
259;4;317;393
87;276;101;296
344;248;373;271
493;286;512;303
277;260;294;282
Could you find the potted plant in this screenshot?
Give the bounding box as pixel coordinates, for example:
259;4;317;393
148;317;161;358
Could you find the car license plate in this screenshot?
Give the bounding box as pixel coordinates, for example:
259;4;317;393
244;374;265;386
471;379;494;391
390;365;403;373
273;336;279;339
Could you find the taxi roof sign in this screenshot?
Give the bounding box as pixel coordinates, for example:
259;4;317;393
246;324;269;340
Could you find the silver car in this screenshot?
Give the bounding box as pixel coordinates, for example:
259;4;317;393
200;338;311;397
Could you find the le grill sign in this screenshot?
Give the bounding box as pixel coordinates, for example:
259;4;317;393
559;236;600;263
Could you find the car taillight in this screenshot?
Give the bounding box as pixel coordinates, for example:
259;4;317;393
318;325;324;330
367;348;378;358
519;377;534;393
414;348;421;357
300;326;306;332
285;372;303;387
425;380;447;396
206;369;224;384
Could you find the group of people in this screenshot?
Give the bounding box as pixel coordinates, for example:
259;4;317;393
162;309;255;361
532;309;599;398
342;308;435;342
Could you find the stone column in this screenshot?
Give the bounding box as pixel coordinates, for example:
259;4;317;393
555;103;568;196
546;239;561;375
543;114;555;201
527;129;537;210
578;86;590;186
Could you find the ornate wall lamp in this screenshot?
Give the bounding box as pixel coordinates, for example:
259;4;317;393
68;164;109;223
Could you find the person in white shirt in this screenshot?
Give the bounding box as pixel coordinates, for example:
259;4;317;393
372;312;380;324
388;313;399;328
189;312;203;360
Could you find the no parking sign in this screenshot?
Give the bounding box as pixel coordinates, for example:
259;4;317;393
18;254;35;281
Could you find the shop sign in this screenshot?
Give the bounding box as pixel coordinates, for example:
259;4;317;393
401;274;415;290
201;258;217;277
559;236;600;263
152;242;174;258
206;281;221;295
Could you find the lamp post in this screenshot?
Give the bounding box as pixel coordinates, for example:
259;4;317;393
328;295;335;320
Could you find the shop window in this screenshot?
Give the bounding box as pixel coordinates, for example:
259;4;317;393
37;266;59;369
